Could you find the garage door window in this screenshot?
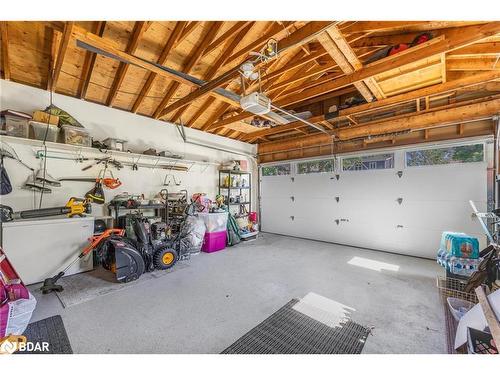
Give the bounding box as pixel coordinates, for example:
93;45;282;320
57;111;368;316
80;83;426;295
297;159;335;174
406;144;484;167
342;153;394;171
261;164;291;176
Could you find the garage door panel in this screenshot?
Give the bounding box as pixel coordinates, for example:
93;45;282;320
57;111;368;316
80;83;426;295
292;216;336;243
260;141;490;259
401;200;486;234
293;174;336;198
401;163;487;201
335;170;401;199
261;176;293;197
260;197;294;235
392;227;487;258
335;199;404;224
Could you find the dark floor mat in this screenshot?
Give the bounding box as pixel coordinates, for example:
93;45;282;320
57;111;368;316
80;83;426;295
18;315;73;354
222;299;370;354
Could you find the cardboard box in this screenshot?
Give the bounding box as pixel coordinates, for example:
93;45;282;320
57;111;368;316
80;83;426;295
33;111;59;125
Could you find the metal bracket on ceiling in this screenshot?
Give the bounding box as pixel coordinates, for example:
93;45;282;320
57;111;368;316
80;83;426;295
176;121;187;142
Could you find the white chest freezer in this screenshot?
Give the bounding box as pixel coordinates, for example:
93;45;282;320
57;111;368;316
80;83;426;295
1;216;94;285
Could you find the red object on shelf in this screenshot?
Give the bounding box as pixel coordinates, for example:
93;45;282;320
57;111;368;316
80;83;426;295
249;211;258;223
201;231;227;253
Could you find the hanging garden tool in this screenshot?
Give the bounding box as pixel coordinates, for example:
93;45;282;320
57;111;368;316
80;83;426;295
163;173;181;186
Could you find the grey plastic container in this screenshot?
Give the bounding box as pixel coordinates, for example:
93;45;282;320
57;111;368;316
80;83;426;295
30;121;59;142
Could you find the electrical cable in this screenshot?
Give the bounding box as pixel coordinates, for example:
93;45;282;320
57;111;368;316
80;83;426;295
38;79;53;209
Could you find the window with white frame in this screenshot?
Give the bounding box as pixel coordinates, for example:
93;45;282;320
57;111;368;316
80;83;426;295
405;144;484;167
297;159;335;174
261;164;291;176
342;153;394;171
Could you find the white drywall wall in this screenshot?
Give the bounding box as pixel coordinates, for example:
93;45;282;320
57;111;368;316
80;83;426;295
0;80;257;216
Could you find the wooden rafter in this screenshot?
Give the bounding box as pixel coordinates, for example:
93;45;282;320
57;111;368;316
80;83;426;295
158;21;336;119
244;69;500;140
201;103;231;131
51;21;74;91
78;21;106;99
106;21;149;107
178;22;198;44
170;22;254;124
0;22;11;80
258;96;500;154
47;28;62;91
203;21;252;56
276;22;500;108
318;25;383;101
152;21;223;119
131;21;187;113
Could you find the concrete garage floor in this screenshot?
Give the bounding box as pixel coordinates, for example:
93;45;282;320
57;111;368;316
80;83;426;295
29;233;445;354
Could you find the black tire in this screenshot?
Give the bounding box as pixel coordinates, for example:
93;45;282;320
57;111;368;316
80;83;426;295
153;247;178;270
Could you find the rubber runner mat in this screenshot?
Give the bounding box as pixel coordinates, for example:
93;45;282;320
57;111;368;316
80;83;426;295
222;299;370;354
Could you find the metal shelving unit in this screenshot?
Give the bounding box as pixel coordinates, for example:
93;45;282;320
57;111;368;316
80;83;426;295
218;169;251;217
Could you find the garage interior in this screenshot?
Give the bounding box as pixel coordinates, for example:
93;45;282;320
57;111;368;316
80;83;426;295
0;19;500;355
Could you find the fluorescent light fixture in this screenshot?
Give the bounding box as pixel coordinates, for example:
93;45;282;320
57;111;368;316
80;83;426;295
347;256;400;272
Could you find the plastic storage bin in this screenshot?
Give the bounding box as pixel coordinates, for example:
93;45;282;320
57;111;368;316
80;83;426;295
30;121;59;142
60;125;91;146
4;115;29;138
201;230;227;253
447;297;474;321
198;212;228;233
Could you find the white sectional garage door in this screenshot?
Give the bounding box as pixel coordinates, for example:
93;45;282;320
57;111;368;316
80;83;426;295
260;140;492;258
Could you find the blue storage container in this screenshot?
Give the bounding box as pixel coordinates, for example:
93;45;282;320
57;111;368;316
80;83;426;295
439;231;479;259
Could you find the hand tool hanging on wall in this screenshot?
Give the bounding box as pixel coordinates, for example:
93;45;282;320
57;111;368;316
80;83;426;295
82;156;123;171
0;197;92;222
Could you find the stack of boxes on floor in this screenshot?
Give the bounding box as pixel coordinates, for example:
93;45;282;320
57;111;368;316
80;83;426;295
437;232;481;277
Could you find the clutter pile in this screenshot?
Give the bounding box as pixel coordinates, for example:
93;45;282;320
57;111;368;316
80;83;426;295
0;248;37;339
436;201;500;354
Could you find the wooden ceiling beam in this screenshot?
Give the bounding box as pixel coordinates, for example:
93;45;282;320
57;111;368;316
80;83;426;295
106;21;148;107
340;21;486;35
78;21;106;98
318;25;379;102
170;23;254;125
258;96;500;153
158;22;336;118
201;103;231;131
131;21;187;113
0;22;11;81
241;114;327;142
51;21;74;91
274;22;500;108
152;21;223;119
447;57;500;71
337;95;500;140
243;69;500;141
47;28;62;91
450;42;500;57
178;22;198;44
203;21;252;56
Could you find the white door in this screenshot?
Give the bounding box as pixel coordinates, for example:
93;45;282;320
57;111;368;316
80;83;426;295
260;141;490;259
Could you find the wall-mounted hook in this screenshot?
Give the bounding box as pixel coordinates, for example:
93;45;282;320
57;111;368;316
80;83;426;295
335;196;340;202
291;177;295;182
397;170;403;178
290;215;295;221
396;197;403;205
396;224;404;229
290;196;295;202
163;174;181;186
